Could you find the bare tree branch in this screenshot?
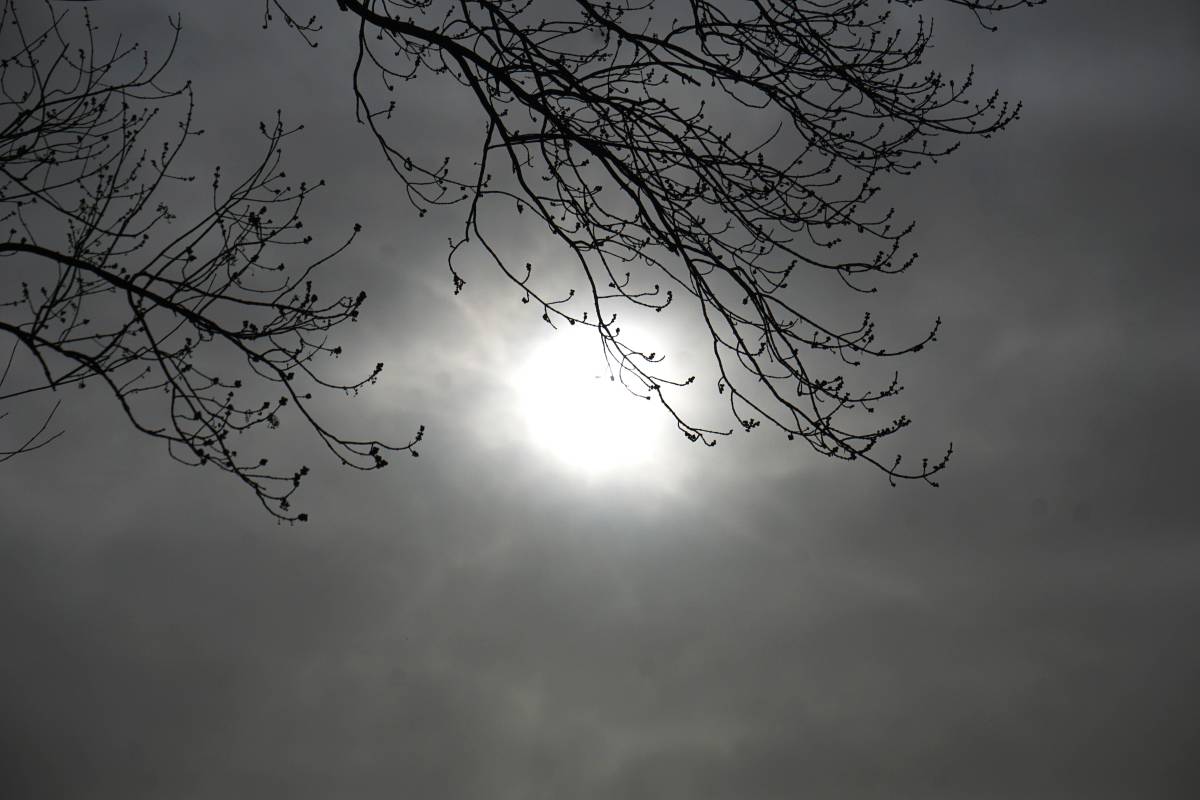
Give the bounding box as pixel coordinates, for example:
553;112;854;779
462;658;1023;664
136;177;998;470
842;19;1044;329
0;0;421;521
269;0;1041;484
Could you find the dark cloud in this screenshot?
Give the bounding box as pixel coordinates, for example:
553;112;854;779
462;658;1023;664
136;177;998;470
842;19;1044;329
3;1;1198;798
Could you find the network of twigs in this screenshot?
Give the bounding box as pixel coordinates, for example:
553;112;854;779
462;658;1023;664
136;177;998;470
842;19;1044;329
0;0;420;520
266;0;1041;484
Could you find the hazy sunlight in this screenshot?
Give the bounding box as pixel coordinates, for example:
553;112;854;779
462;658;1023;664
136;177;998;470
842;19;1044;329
512;332;665;477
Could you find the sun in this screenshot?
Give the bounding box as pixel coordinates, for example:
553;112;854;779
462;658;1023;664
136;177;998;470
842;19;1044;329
511;331;666;477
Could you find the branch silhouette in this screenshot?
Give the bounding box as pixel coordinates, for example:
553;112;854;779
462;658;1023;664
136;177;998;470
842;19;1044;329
263;0;1041;484
0;0;421;520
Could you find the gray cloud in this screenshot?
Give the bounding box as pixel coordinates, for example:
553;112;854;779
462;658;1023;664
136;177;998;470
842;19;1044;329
3;0;1198;798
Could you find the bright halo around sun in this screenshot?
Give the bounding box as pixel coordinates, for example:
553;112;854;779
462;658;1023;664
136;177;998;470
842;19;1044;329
512;331;667;478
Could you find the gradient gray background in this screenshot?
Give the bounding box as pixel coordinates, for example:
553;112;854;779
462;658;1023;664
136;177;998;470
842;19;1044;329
3;1;1198;797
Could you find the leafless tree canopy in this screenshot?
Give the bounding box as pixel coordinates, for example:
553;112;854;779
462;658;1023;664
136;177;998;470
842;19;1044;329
265;0;1038;484
3;0;1039;519
0;0;420;520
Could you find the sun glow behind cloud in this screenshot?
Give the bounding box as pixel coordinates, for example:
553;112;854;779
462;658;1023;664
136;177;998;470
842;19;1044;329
510;331;668;479
369;272;714;491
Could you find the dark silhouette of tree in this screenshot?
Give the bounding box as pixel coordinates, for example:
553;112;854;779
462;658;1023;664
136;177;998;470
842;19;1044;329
0;0;421;520
264;0;1039;484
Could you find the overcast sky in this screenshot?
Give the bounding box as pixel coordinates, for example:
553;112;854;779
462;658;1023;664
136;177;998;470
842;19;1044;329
3;1;1199;797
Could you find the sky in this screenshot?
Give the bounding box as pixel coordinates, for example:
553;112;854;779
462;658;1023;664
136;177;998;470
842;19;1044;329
3;1;1199;797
